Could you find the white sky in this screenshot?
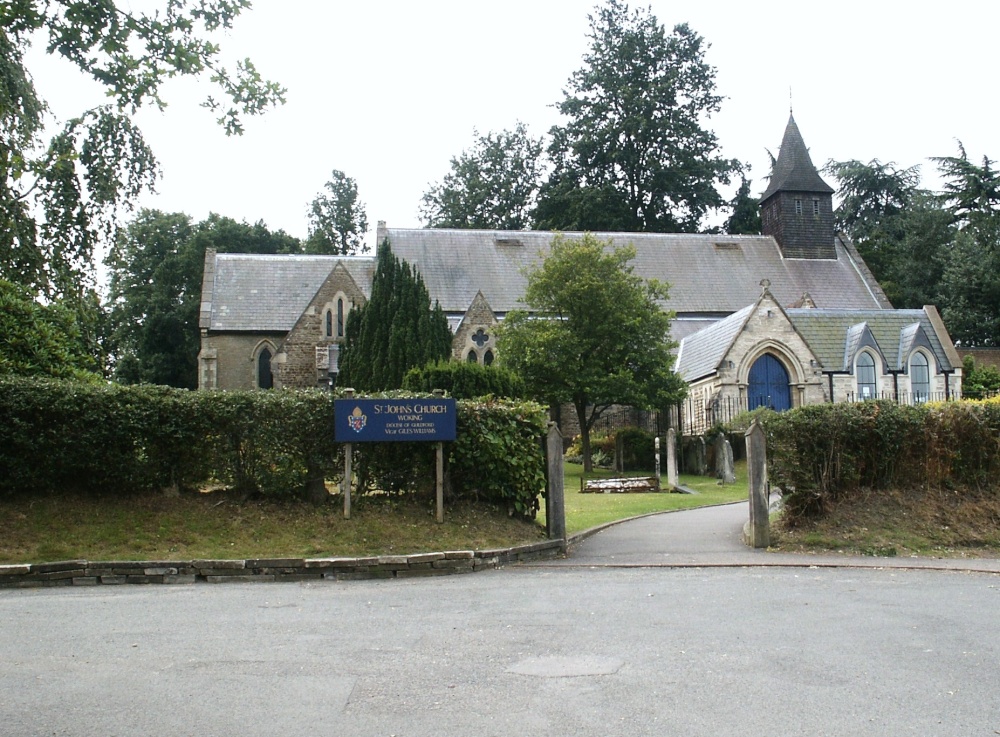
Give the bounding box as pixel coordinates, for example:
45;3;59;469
27;1;999;252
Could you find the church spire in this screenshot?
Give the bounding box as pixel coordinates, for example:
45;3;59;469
760;114;836;259
761;113;834;201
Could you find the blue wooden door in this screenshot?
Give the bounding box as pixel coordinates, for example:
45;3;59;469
748;354;791;411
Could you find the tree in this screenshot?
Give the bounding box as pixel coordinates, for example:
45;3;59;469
420;123;544;230
0;279;100;381
932;145;1000;228
337;241;453;391
723;175;761;235
536;2;742;233
920;146;1000;346
106;210;302;388
496;233;686;471
824;159;952;308
306;170;369;255
1;1;283;374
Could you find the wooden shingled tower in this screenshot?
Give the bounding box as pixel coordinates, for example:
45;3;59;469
760;114;836;259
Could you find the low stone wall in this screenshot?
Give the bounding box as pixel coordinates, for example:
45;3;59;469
0;541;564;589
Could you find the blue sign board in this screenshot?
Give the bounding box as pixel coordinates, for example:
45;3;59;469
335;398;457;442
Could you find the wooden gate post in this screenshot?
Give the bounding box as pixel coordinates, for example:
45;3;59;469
745;420;769;548
545;422;566;549
342;389;354;520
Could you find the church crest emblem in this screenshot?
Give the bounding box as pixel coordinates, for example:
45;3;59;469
348;406;367;433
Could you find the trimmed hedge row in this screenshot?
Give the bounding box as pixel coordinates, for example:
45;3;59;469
0;378;547;517
750;400;1000;521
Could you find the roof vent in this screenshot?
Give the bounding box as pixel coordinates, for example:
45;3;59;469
494;237;523;247
714;242;739;250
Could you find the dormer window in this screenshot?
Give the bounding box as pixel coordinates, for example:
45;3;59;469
856;351;877;400
910;352;930;403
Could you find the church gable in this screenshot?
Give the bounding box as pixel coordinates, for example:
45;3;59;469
274;262;367;389
452;291;499;365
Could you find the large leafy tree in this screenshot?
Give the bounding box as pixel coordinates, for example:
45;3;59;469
305;170;369;255
1;1;283;373
0;279;100;381
535;1;741;233
497;233;686;471
420;123;544;230
825;159;952;308
338;241;452;391
106;210;301;388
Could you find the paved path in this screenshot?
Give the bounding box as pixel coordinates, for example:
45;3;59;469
537;501;1000;574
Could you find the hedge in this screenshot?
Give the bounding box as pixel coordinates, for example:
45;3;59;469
0;378;547;518
748;400;1000;522
402;360;525;399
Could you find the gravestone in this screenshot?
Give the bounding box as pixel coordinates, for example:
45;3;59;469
666;428;678;489
716;434;736;484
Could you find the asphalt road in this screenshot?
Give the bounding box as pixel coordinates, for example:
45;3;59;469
3;564;999;736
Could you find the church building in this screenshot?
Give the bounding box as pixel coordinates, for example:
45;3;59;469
197;115;961;429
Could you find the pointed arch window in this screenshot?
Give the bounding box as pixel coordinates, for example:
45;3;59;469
910;352;930;404
856;352;877;400
337;298;345;337
483;349;494;366
257;347;274;390
467;349;478;363
325;310;333;338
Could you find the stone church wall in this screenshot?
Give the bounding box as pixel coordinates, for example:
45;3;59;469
273;265;367;390
199;333;285;390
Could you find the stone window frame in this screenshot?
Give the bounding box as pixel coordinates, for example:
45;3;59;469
463;325;495;365
855;350;878;401
323;292;352;340
252;339;278;390
908;349;932;404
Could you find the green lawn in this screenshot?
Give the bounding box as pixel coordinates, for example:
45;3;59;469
541;461;748;534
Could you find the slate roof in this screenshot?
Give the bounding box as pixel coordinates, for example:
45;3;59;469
675;305;958;382
760;114;835;201
200;227;890;336
385;228;888;315
787;308;956;372
201;253;375;332
675;304;756;381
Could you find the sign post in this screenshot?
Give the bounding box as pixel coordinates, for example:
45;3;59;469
335;395;457;523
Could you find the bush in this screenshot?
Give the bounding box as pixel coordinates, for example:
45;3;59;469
402;360;525;399
615;427;655;471
449;398;547;517
756;400;1000;523
0;378;547;517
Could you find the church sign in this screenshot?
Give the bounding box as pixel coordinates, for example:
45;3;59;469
334;398;456;443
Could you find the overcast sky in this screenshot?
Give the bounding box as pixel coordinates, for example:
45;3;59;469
28;1;998;251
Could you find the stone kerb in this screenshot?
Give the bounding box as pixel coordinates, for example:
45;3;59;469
0;542;565;588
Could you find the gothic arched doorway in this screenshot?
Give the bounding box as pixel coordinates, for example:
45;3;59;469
747;353;791;411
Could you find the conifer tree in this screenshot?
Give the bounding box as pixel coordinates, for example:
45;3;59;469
338;241;452;390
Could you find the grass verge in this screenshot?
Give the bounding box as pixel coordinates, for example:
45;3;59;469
771;486;1000;558
0;491;546;564
1;463;749;564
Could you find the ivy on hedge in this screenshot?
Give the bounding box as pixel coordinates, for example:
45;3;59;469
747;400;1000;522
0;378;547;518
